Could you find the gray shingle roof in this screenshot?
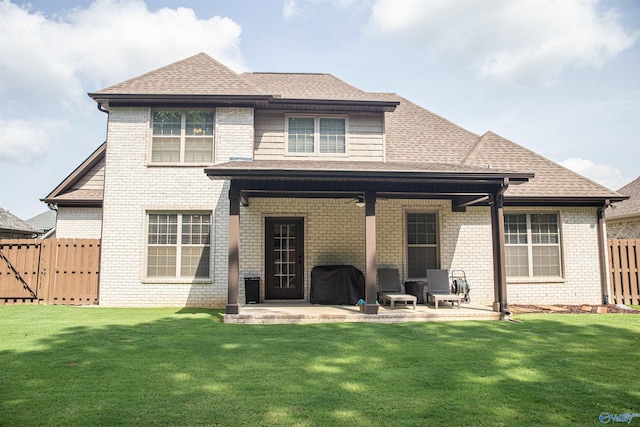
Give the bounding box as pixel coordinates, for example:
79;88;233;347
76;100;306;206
607;176;640;218
88;53;623;202
0;208;38;234
458;131;620;199
241;72;377;100
95;53;263;96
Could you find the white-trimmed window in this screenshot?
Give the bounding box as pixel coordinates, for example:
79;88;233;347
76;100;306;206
286;115;347;154
147;213;211;278
151;110;214;164
407;212;438;278
505;213;562;277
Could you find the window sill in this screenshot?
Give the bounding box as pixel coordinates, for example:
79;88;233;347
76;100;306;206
507;277;566;285
284;153;349;157
147;163;212;167
142;278;213;285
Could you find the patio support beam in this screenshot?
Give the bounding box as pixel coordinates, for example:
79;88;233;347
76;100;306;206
490;180;509;316
364;191;379;314
226;181;241;315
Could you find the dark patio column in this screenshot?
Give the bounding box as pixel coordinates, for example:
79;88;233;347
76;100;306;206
227;181;241;314
490;191;508;315
364;191;379;314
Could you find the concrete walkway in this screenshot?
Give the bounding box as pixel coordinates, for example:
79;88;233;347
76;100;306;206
222;302;500;324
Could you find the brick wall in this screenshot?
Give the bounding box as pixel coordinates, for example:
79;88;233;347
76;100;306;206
505;207;603;305
56;207;102;239
99;107;244;307
99;106;604;308
607;218;640;239
238;201;603;306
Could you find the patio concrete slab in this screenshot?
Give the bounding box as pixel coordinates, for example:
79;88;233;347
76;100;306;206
222;302;500;324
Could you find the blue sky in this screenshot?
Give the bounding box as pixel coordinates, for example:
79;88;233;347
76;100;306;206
1;0;638;219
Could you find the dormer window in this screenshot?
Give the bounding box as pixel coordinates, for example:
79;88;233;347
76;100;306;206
151;110;214;164
286;115;347;155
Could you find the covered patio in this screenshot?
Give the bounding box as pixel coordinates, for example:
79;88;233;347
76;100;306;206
222;302;500;324
206;161;533;319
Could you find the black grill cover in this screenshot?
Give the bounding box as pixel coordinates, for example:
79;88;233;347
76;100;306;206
310;265;365;305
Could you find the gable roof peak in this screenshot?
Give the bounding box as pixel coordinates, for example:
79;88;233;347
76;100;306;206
92;52;263;96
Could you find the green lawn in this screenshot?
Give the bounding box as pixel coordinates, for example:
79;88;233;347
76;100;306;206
1;307;638;426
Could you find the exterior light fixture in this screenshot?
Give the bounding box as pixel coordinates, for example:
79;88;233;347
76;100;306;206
355;195;365;207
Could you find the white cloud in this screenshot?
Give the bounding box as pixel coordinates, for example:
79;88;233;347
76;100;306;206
560;158;629;191
0;0;245;107
367;0;638;86
282;0;301;20
0;118;70;164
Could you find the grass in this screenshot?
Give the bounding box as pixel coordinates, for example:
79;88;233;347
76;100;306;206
1;307;638;426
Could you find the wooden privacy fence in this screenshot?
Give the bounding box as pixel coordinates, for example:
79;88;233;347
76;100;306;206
0;238;100;305
608;239;640;305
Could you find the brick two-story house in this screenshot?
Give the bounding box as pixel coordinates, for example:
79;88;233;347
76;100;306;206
43;53;625;315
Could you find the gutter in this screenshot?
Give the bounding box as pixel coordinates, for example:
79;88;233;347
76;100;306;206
597;200;611;304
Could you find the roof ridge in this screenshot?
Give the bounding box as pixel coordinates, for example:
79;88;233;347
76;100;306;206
95;53;208;94
94;52;265;95
616;176;640;195
460;131;491;166
244;72;329;76
482;131;625;196
393;94;480;139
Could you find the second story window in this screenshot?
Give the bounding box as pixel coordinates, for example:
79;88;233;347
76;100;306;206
287;115;347;155
152;110;214;164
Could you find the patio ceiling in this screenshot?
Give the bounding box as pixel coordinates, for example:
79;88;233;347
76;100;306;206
205;160;534;207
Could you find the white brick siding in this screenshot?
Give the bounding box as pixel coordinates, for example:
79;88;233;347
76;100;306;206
215;108;254;163
237;201;603;306
99;107;235;307
56;207;102;238
505;207;603;305
98;106;605;308
607;217;640;239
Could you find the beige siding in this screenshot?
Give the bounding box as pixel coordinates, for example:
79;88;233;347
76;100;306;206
72;158;105;191
253;110;384;161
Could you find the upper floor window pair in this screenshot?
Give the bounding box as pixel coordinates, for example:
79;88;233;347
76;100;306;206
287;116;346;155
152;110;214;164
150;110;348;163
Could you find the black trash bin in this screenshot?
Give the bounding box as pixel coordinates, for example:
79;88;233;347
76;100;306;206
404;281;426;304
244;276;260;304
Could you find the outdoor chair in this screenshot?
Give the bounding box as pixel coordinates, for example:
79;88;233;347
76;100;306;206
377;268;416;310
426;269;463;309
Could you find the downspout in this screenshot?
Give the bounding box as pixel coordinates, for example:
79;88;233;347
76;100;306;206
95;100;108;306
597;200;611;305
97;101;109;114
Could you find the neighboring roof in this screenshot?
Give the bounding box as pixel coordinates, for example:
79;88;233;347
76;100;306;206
42;142;105;207
0;208;38;235
26;210;57;233
607;176;640;220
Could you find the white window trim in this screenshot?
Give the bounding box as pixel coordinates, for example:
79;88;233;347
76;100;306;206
149;109;215;166
284;113;349;157
404;209;440;280
504;211;563;279
143;211;213;283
